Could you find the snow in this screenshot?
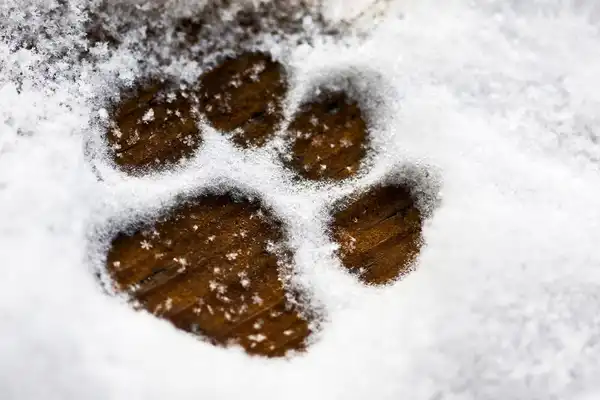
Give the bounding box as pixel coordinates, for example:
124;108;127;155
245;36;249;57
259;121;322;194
2;0;600;399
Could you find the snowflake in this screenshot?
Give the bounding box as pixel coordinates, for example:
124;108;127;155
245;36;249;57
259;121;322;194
252;294;263;305
247;334;266;343
141;108;155;123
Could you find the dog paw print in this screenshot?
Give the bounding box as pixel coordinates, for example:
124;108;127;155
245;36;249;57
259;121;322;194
100;50;427;358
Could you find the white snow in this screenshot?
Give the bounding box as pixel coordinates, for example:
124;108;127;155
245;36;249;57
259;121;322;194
141;108;155;123
2;0;600;399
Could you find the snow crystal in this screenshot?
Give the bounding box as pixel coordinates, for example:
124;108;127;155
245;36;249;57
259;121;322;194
252;294;264;305
164;298;173;311
141;108;155;123
248;333;267;343
173;257;187;266
253;319;264;330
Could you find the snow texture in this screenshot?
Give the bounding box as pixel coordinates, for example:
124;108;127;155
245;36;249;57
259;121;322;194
2;0;600;399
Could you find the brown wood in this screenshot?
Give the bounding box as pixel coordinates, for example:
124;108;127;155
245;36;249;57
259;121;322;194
106;193;312;357
286;91;367;181
198;52;287;148
331;184;422;285
106;51;287;175
108;83;201;173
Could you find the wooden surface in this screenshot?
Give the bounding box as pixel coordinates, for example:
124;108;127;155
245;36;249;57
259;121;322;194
104;48;423;357
109;84;201;173
199;52;287;148
107;194;311;357
332;184;422;285
287;91;367;181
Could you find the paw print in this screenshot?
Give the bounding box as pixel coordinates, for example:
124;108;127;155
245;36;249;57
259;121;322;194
98;49;430;358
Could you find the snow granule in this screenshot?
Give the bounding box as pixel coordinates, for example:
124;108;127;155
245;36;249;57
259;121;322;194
141;108;155;123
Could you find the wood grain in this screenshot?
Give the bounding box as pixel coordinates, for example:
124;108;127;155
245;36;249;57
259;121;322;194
198;52;287;148
108;83;201;173
332;184;422;285
286;91;367;181
107;194;312;357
